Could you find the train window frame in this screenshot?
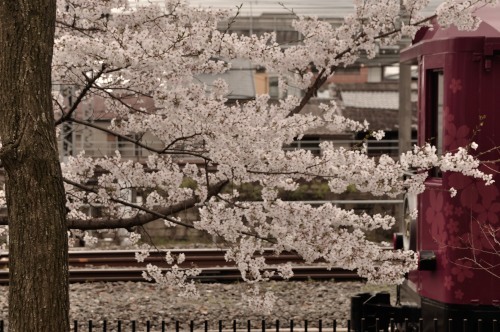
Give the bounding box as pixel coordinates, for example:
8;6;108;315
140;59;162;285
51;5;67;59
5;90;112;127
426;69;444;178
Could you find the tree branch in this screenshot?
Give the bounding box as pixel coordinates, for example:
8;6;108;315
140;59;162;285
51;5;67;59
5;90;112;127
91;85;152;115
55;65;107;126
68;118;210;160
0;180;228;229
63;178;229;230
287;68;328;117
287;14;436;117
56;19;106;35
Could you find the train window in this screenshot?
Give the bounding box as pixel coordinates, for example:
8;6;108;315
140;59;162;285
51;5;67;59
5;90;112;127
427;69;444;178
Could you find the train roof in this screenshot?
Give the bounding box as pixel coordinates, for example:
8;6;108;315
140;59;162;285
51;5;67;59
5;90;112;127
401;5;500;62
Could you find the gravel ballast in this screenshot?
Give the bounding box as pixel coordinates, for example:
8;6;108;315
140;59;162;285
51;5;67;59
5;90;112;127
0;280;395;329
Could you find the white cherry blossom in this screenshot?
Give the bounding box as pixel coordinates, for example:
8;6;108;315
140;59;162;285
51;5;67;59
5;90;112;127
0;0;497;301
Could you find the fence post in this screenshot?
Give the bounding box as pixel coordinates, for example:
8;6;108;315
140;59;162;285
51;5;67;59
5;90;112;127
191;320;195;332
117;320;122;332
276;320;280;332
448;319;452;332
103;319;107;332
219;320;222;332
162;321;166;332
89;320;93;332
304;320;308;332
433;318;438;332
347;320;350;332
262;319;266;332
147;320;151;332
1;320;3;332
493;320;497;332
318;319;322;332
131;320;136;332
290;319;294;332
73;320;78;332
477;319;482;332
233;320;236;332
333;319;337;332
176;320;180;332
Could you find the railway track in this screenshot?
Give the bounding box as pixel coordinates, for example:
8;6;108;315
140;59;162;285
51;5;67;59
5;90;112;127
0;249;362;284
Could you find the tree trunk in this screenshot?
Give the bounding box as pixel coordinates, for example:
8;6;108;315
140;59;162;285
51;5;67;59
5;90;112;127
0;1;69;331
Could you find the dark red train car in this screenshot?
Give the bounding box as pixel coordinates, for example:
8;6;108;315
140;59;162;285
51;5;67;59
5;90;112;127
402;6;500;330
353;7;500;331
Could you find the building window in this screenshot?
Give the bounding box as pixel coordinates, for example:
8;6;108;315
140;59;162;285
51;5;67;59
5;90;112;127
118;134;141;158
275;30;299;44
269;76;279;99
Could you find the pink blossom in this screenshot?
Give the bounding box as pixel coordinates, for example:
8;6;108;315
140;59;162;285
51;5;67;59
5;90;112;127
449;78;463;94
472;199;500;225
444;276;454;291
447;219;459;234
445;123;470;152
444;202;455;217
451;261;474;282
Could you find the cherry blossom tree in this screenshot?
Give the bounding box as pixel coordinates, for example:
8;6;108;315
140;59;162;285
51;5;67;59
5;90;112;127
0;0;498;330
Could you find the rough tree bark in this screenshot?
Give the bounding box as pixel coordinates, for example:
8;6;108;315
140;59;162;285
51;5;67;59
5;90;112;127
0;0;69;331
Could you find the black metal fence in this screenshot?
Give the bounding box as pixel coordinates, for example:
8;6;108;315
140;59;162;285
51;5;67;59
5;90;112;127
0;318;498;332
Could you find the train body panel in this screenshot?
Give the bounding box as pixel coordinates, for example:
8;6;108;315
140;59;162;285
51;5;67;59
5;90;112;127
413;44;500;307
352;7;500;330
401;5;500;316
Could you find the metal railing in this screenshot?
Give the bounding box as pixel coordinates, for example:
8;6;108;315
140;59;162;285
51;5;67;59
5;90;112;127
1;317;498;332
58;139;418;161
284;139;418;154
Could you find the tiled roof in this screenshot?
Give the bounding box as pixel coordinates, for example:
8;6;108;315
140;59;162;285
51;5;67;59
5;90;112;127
342;107;417;131
340;91;399;110
268;97;418;134
334;82;419;130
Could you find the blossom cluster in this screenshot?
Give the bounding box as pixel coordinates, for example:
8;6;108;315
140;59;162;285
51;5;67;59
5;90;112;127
436;0;498;30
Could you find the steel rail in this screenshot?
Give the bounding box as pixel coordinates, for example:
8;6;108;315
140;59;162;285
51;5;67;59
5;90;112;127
0;266;361;284
0;249;365;284
1;249;309;269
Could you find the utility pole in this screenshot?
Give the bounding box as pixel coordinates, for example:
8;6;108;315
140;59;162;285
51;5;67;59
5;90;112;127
398;0;413;156
397;1;413;231
248;1;259;36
